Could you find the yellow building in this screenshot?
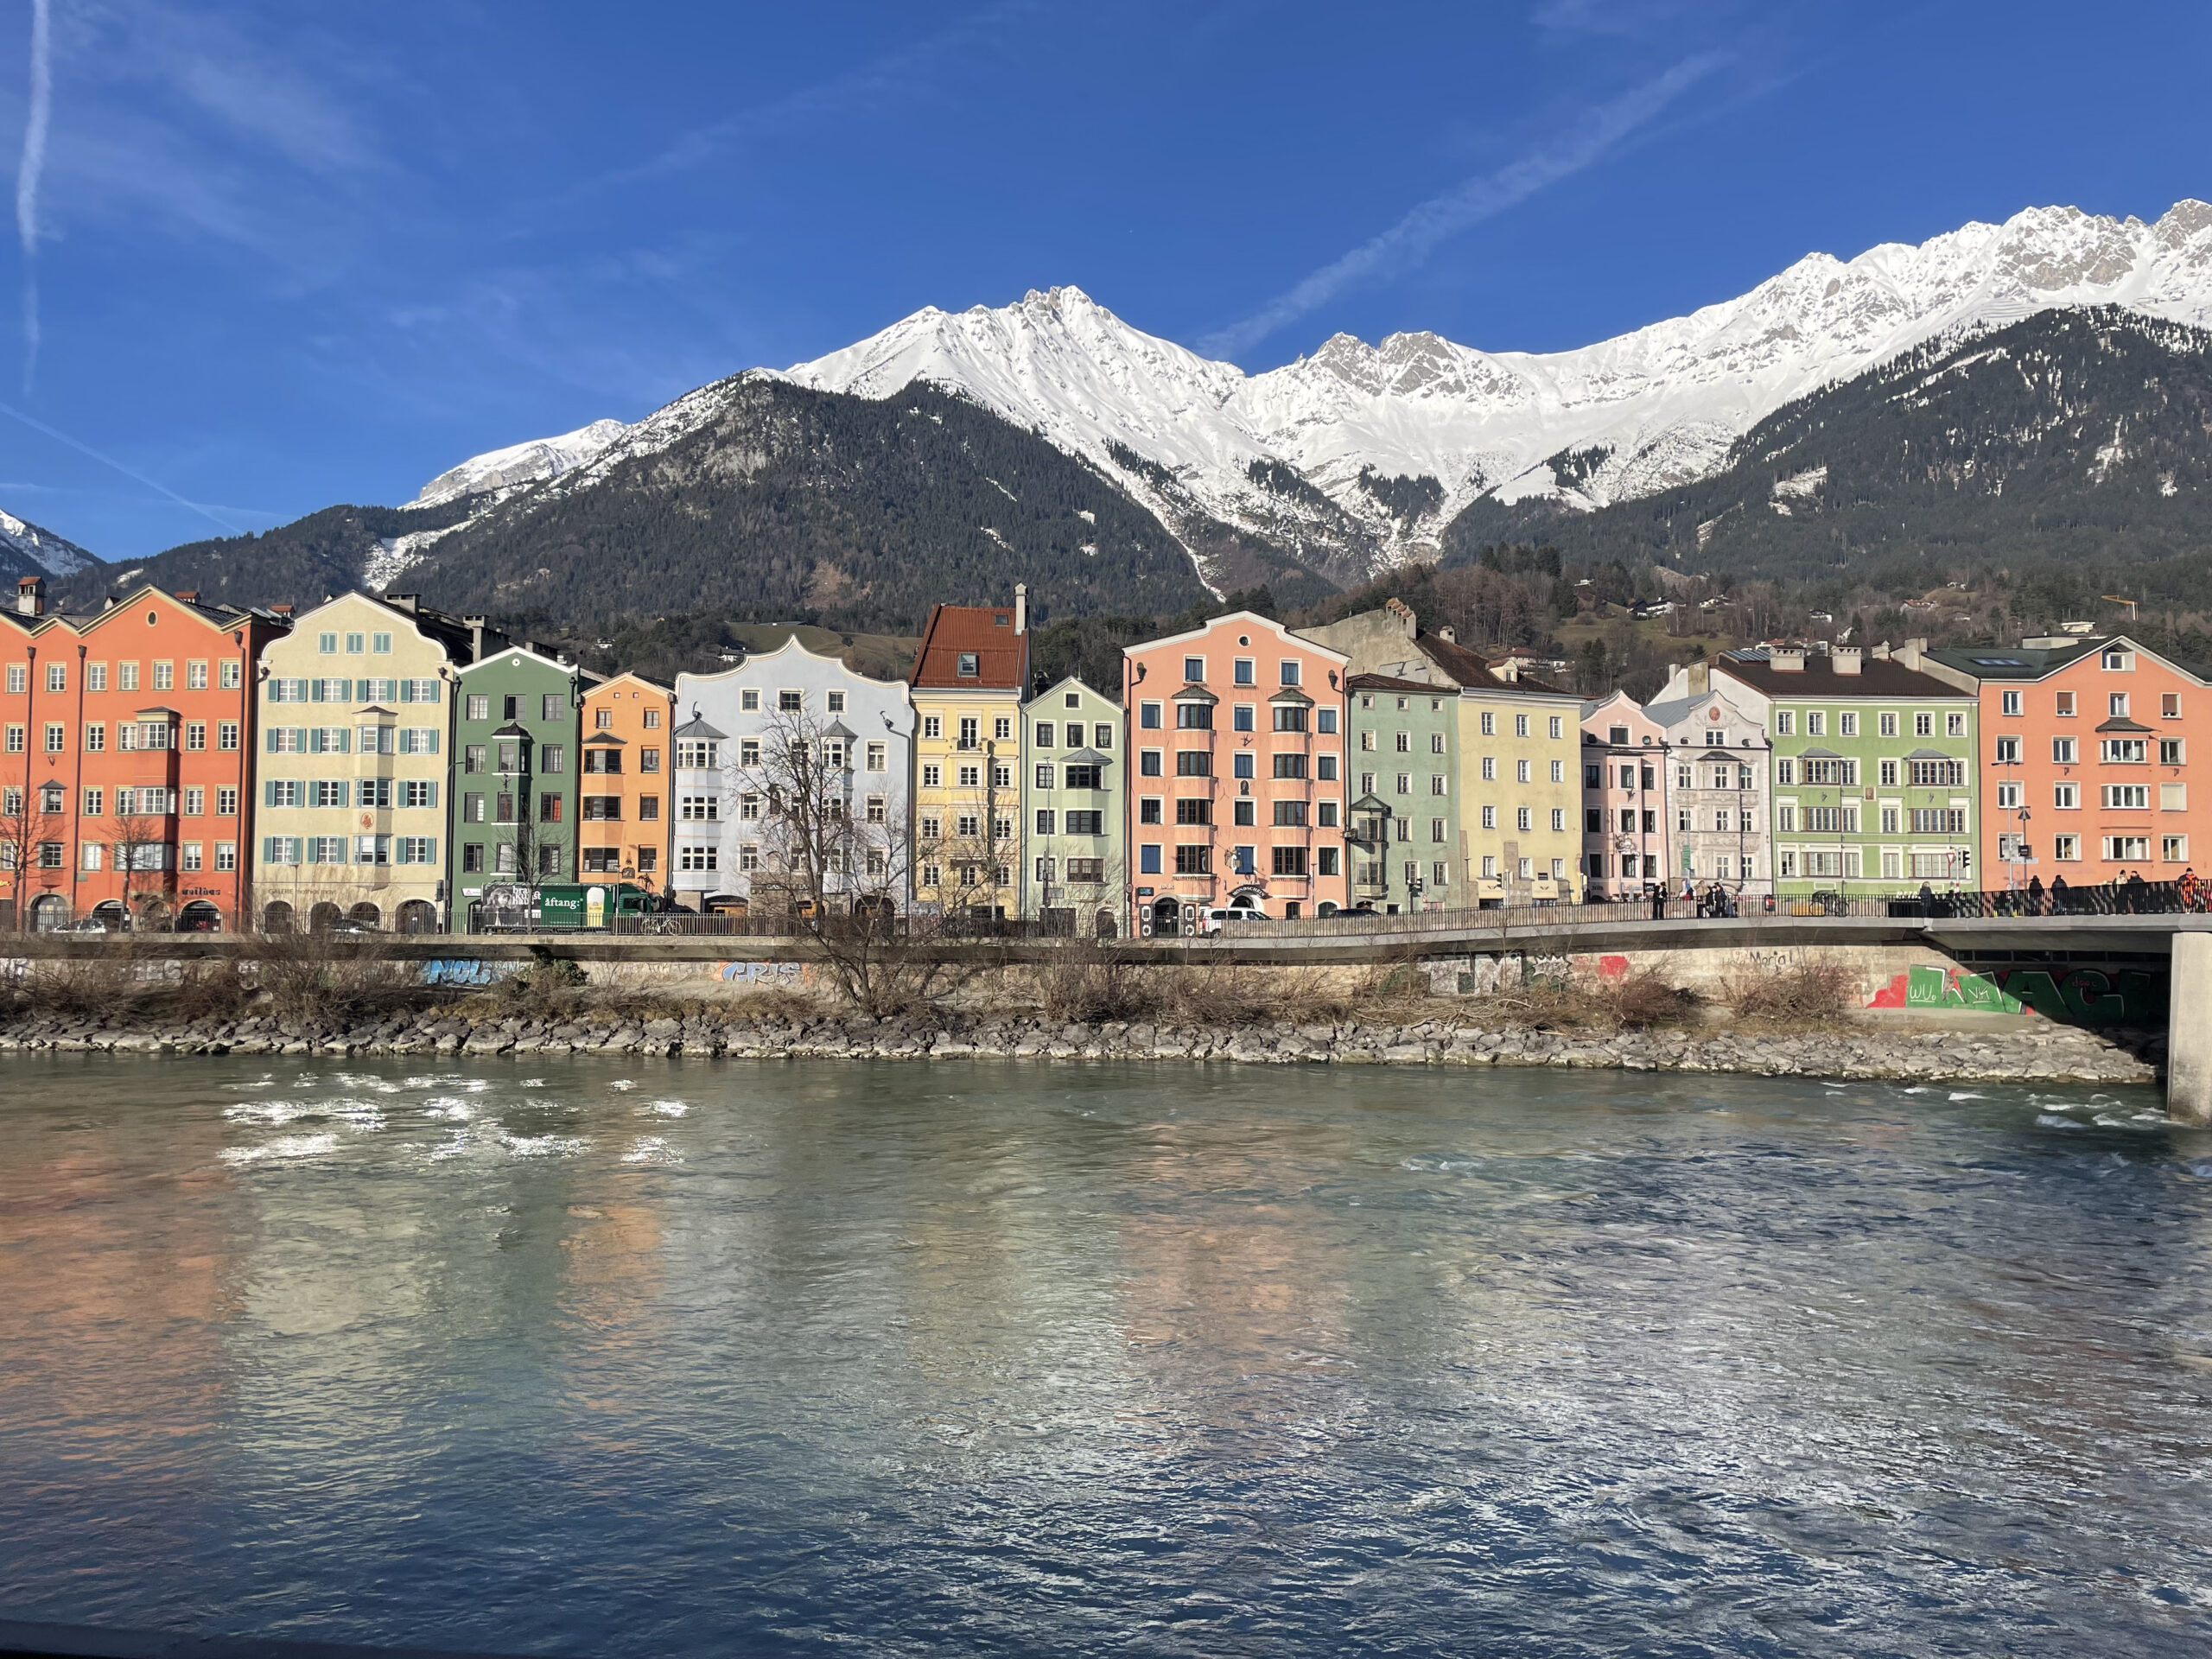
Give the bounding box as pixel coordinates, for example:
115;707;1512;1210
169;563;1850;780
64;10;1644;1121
251;593;488;932
910;590;1030;918
1456;676;1583;902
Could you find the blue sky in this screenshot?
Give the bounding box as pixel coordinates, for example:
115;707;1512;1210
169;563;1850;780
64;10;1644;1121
3;0;2208;561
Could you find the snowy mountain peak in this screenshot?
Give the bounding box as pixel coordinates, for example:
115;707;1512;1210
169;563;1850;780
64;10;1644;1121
410;417;632;509
0;506;96;577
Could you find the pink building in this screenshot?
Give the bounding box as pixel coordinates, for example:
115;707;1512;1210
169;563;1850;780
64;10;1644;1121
1580;690;1670;900
1122;612;1350;933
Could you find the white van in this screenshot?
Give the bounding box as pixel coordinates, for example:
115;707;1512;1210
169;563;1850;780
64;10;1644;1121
1195;903;1271;937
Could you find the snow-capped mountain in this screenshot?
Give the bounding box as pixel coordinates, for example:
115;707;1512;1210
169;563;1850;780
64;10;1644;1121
410;418;632;509
0;506;97;581
409;200;2212;587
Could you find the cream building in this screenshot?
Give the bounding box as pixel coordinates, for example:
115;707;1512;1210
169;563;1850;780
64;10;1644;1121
909;592;1030;918
251;593;488;931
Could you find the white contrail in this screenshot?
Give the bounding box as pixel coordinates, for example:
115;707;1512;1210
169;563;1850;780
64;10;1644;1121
1198;52;1726;359
16;0;49;396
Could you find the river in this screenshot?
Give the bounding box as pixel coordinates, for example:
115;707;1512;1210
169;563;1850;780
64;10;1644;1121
1;1057;2209;1656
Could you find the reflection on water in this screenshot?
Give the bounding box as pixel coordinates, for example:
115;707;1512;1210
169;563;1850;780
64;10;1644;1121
1;1058;2209;1656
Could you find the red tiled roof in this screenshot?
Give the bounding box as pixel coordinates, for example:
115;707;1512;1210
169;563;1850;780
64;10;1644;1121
912;602;1029;690
1414;632;1507;690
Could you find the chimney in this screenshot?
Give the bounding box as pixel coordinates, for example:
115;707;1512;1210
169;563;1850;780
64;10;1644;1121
1832;645;1863;676
1014;582;1027;635
385;593;420;614
1769;645;1806;673
1687;660;1710;696
15;575;41;617
1437;624;1456;644
1385;595;1417;639
270;602;293;616
464;615;489;662
1896;637;1927;671
175;589;198;605
1871;641;1891;660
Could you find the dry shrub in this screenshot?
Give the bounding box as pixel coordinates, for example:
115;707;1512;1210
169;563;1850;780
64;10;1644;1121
1726;958;1853;1022
250;932;421;1027
159;959;255;1022
1033;940;1160;1023
1602;970;1700;1029
10;951;143;1020
1160;963;1354;1027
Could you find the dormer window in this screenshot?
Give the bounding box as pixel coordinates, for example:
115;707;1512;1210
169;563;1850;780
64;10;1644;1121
957;652;979;678
994;613;1009;626
2103;649;2132;671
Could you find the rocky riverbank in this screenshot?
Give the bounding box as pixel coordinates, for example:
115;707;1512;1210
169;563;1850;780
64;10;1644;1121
0;1007;2162;1084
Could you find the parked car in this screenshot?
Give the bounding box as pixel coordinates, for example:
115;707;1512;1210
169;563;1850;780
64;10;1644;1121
54;916;123;935
1195;903;1271;937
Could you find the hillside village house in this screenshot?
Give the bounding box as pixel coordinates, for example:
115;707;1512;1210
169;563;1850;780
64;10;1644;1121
1663;643;1978;894
1301;599;1580;904
0;577;286;931
670;638;914;917
1344;676;1459;912
1923;633;2208;886
1578;690;1670;900
254;594;486;933
1643;670;1773;897
1123;612;1349;932
1021;677;1124;934
910;593;1029;919
448;644;589;921
578;672;677;889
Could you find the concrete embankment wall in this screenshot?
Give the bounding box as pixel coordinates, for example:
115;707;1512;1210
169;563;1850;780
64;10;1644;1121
0;924;2173;1029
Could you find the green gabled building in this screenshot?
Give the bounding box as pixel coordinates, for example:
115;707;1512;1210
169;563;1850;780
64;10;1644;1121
1020;677;1126;935
448;642;592;921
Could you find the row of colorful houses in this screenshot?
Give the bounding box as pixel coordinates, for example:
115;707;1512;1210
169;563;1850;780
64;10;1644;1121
0;575;2198;932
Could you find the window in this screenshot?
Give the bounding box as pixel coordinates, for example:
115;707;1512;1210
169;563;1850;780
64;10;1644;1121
1174;844;1211;874
2000;690;2023;717
2162;739;2185;765
1480;804;1496;830
43;722;63;752
44;662;64;692
1138;844;1160;874
2164;836;2189;862
1514;715;1529;738
1914;713;1934;737
1174;798;1211;825
1878;711;1897;737
2162;784;2188;811
2101;739;2147;764
2103;649;2133;671
2049;736;2078;765
153;662;174;691
1806;711;1824;737
118;663;138;692
1273;704;1306;733
1139;798;1162;824
2053;783;2078;810
1233;658;1255;686
681;795;719;821
1551;809;1567;832
2102;836;2152;861
1272;845;1307;876
1910;809;1967;835
2;664;19;694
1273;753;1308;779
680;844;718;872
1993;736;2020;765
1516;806;1532;832
1175;751;1211;777
1548;716;1564;740
1272;800;1306;827
1065;810;1103;836
1775;711;1794;736
1839;712;1858;737
83;723;105;753
1516;759;1531;784
2102;785;2151;810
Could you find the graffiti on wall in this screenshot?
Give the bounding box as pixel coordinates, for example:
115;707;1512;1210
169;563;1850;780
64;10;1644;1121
714;961;812;987
420;959;517;987
1866;963;2165;1024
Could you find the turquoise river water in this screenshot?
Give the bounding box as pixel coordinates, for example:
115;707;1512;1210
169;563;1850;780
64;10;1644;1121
1;1056;2209;1656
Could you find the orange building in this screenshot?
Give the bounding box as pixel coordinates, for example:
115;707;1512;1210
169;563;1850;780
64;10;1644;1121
1122;610;1350;932
578;672;677;889
1;577;288;931
1925;633;2209;888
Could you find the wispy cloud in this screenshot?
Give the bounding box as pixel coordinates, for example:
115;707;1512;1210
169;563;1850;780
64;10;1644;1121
0;396;242;534
16;0;49;395
571;0;1040;201
1197;52;1726;359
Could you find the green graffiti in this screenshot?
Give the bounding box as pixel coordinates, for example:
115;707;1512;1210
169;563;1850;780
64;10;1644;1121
1999;969;2070;1020
2061;969;2127;1022
2116;969;2166;1024
1906;964;1949;1007
1951;971;2023;1014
